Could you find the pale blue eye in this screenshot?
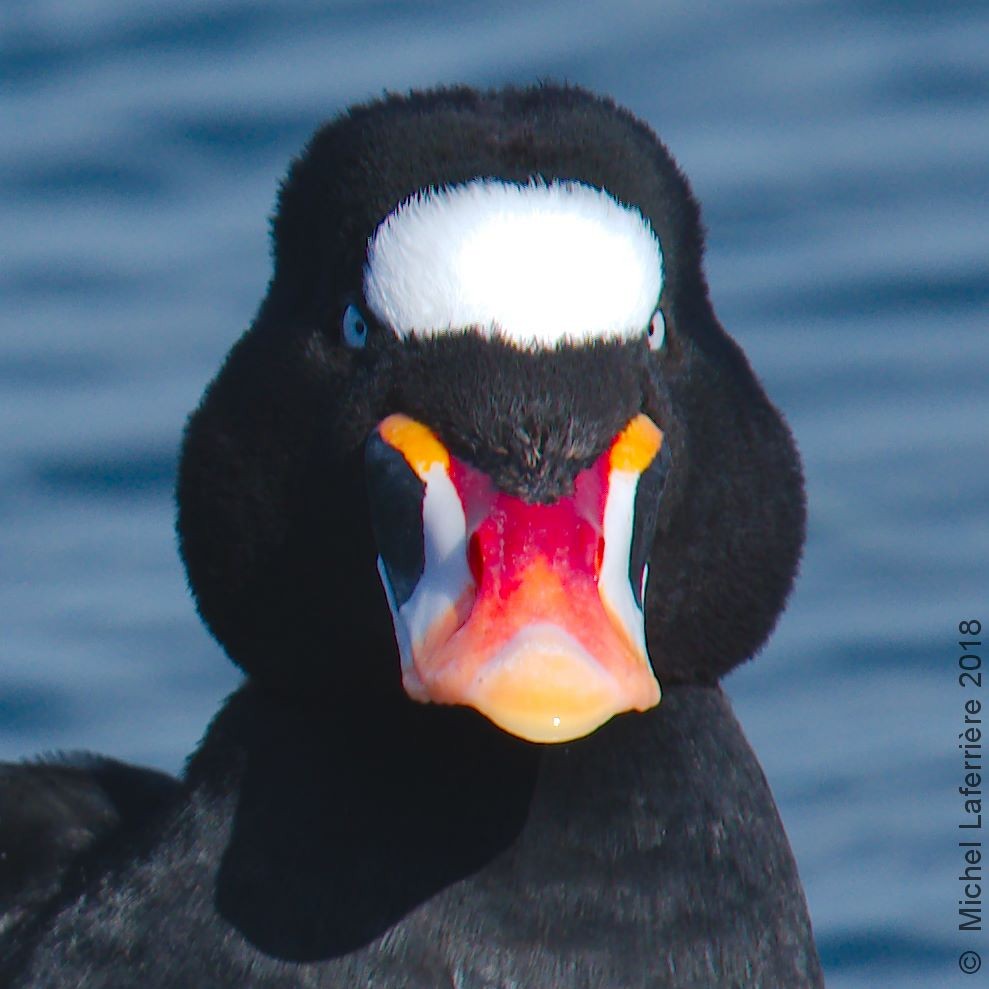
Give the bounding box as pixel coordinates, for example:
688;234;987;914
342;303;369;349
648;309;666;352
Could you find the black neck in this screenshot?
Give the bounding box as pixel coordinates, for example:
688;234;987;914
182;681;819;987
186;683;540;961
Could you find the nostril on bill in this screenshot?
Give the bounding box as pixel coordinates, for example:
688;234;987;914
468;532;484;587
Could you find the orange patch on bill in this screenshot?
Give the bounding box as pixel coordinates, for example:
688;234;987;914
379;414;450;478
610;413;663;474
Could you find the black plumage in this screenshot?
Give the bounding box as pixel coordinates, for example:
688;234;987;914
0;756;179;939
0;85;822;987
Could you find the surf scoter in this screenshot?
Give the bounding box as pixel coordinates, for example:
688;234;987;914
1;84;823;988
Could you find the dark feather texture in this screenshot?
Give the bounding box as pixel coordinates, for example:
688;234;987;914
0;756;179;940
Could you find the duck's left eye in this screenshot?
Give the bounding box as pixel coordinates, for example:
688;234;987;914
647;309;666;352
342;304;370;349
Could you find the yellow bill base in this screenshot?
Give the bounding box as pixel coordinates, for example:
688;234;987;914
441;624;661;744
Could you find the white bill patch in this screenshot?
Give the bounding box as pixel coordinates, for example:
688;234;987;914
598;470;648;657
364;179;663;349
389;463;474;698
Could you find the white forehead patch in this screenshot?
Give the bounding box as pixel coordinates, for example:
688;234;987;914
363;179;663;349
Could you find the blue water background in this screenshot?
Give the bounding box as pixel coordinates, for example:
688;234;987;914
2;2;987;985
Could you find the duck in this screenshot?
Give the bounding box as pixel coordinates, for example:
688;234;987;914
0;84;823;987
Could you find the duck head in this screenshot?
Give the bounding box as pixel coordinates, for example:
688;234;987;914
177;85;805;744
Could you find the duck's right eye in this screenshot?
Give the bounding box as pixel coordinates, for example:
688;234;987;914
342;304;369;349
647;309;666;352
